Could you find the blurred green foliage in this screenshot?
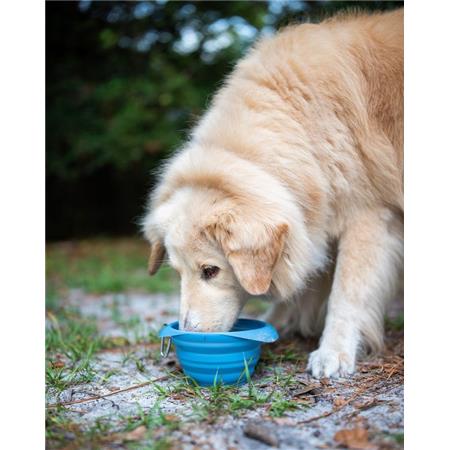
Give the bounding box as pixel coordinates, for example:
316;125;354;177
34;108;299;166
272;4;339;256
46;1;402;239
46;238;178;293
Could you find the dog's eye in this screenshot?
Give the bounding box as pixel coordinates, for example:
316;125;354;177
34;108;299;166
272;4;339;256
201;265;220;280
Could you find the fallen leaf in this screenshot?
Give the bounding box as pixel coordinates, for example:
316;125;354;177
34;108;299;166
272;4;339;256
334;396;346;407
122;425;147;441
170;392;193;400
296;397;315;407
353;398;379;410
292;383;320;397
104;336;130;347
52;360;65;368
334;428;374;449
164;414;179;422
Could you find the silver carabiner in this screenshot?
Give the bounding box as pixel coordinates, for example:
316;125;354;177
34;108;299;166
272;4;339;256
160;336;172;358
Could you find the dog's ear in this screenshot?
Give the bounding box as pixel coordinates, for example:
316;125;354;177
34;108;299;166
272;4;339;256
207;215;288;295
148;239;166;275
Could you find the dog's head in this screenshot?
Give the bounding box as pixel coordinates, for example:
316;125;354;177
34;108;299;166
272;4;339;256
143;186;288;332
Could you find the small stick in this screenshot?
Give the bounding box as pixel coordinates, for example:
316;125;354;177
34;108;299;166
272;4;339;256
386;360;403;379
47;373;171;409
297;386;366;424
74;390;120;410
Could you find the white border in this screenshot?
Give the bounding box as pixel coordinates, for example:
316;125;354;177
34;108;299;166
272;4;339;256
406;1;450;449
0;1;45;448
2;1;450;448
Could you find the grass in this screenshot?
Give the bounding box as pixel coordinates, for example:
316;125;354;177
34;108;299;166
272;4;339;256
45;239;182;448
392;432;404;445
46;320;181;449
45;323;307;447
385;313;404;332
375;431;404;449
261;342;308;365
152;360;310;424
46;238;178;294
46;405;176;450
45;238;179;447
45;303;161;393
46;406;82;448
46;305;103;392
178;380;273;421
268;392;299;417
45;238;320;448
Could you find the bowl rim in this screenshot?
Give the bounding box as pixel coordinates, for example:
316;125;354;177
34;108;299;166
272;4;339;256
159;318;278;343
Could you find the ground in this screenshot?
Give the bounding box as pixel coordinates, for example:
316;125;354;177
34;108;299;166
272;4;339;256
46;239;404;450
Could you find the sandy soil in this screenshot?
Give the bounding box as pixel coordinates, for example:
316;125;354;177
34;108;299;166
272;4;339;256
46;291;403;449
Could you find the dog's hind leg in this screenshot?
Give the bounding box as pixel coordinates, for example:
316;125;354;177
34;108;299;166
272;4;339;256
264;267;334;338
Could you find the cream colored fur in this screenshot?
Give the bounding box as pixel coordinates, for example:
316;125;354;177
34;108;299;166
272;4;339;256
142;9;404;378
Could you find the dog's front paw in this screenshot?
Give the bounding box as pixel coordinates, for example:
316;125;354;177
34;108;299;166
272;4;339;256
307;347;356;379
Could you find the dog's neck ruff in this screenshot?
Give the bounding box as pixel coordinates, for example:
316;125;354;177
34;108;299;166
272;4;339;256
152;145;328;300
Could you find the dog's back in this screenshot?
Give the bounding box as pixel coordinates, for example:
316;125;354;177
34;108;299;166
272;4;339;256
194;9;404;231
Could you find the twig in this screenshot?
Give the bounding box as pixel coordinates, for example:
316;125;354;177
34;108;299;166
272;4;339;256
341;398;386;421
75;390;120;410
386;360;403;379
47;373;171;409
97;342;159;354
297;386;367;424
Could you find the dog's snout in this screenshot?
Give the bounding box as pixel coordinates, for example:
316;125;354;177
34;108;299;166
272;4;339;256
180;311;229;332
180;311;199;331
183;322;199;331
181;311;189;330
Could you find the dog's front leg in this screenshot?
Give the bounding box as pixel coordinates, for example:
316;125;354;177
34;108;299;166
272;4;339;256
307;208;403;378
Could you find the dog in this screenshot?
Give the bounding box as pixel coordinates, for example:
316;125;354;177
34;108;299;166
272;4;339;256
142;9;403;378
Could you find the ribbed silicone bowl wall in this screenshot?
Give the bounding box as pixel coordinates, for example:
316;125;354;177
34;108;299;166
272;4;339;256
173;334;261;386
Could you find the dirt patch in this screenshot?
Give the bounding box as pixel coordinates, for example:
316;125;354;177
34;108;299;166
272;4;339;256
46;291;403;449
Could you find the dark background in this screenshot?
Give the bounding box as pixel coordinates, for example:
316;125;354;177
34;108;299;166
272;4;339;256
46;0;403;241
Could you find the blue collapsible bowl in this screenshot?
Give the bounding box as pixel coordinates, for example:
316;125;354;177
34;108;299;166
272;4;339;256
159;319;278;386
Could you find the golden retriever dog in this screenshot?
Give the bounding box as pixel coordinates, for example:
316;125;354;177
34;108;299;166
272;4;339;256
142;9;403;378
